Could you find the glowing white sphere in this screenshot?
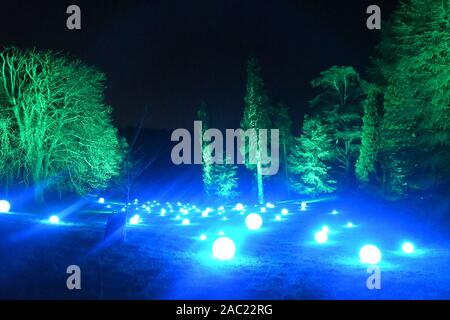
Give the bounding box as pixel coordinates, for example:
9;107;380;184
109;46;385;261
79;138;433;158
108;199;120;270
402;242;414;254
130;214;140;225
212;237;236;260
266;202;275;208
331;209;339;215
98;197;105;204
200;234;207;241
235;203;244;211
359;245;382;264
281;208;288;215
322;225;330;233
0;200;11;213
346;222;353;228
49;215;60;224
275;215;281;221
218;230;225;236
218;206;225;211
260;207;267;213
300;201;307;211
175;215;181;220
314;230;328;244
245;213;263;230
201;210;209;218
182;218;190;225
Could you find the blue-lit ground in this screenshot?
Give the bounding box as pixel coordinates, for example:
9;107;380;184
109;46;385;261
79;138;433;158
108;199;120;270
0;197;449;299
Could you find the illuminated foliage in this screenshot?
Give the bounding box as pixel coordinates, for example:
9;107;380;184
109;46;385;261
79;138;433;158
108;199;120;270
355;82;382;183
373;0;450;197
272;103;294;196
288;116;336;196
310;66;363;185
197;103;238;200
241;57;271;204
0;47;122;201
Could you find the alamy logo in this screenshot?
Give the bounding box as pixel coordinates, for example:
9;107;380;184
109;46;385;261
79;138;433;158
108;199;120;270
66;265;81;290
366;266;381;290
171;121;279;175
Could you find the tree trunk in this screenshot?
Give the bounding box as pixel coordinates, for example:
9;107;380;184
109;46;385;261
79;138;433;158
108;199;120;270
256;156;264;205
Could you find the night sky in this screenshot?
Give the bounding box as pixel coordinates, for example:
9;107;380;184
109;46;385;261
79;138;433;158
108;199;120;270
0;0;397;130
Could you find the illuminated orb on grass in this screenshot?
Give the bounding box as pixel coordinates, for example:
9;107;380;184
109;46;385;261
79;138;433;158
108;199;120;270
359;244;382;264
245;213;263;230
182;218;190;225
281;208;288;215
98;197;105;204
300;201;307;211
49;215;60;224
0;200;11;213
212;237;236;260
235;203;244;211
129;214;140;225
402;242;415;254
314;230;328;244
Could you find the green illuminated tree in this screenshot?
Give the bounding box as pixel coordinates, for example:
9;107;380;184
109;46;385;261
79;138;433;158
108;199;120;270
0;47;122;201
272;103;294;197
288;116;336;196
372;0;450;198
310;66;363;186
241;57;271;204
355;82;382;183
197;103;238;200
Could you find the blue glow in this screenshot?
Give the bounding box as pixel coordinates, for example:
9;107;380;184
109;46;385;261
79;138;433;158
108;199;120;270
235;203;244;211
346;222;353;228
321;225;330;233
331;209;339;215
300;201;307;211
359;244;382;264
212;237;236;260
217;206;225;211
49;215;60;224
314;230;328;244
402;242;415;254
200;234;207;241
245;213;263;230
275;215;281;221
201;210;209;218
182;218;190;225
218;231;225;236
130;214;140;225
160;208;166;216
98;197;105;204
260;207;267;213
0;200;11;213
266;202;275;208
281;208;288;215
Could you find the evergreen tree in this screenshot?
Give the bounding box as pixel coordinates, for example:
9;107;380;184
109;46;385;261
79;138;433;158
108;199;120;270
241;57;272;204
355;82;382;183
373;0;450;197
272;103;294;197
288;116;336;196
196;103;238;200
